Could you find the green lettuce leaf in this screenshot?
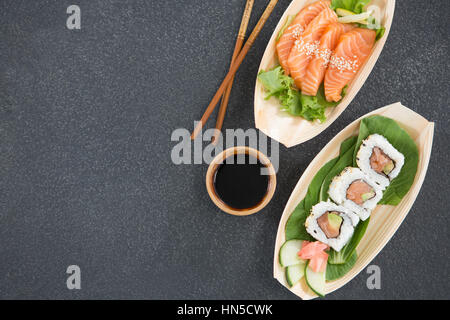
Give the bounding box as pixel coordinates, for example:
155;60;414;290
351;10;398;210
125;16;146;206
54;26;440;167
353;0;370;13
353;115;419;205
375;27;385;40
279;86;302;115
258;67;338;122
299;94;326;122
331;0;370;14
257;66;293;99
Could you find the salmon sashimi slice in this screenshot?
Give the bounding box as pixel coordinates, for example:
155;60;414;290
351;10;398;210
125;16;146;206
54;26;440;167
301;22;354;96
276;0;331;76
288;6;338;90
324;28;376;102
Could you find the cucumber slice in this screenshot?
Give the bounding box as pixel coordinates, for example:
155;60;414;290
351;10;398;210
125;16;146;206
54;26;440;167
304;262;327;297
285;262;306;287
279;240;305;267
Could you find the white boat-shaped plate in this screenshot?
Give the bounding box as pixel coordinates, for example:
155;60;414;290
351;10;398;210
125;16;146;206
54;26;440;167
273;102;434;299
255;0;396;148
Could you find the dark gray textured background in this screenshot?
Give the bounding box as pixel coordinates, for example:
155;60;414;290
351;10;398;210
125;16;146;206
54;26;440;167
0;0;449;299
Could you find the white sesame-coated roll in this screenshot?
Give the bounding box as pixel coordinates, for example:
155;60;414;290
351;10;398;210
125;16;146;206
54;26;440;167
356;134;405;189
305;201;359;252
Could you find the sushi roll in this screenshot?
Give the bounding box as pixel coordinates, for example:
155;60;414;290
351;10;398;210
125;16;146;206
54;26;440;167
356;134;405;189
328;167;383;221
305;201;359;252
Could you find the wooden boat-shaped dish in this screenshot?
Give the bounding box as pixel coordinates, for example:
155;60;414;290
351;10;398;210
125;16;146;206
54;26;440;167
273;102;434;299
255;0;396;148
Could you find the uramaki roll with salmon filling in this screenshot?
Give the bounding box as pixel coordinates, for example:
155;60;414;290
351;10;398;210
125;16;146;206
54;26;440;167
356;134;405;189
305;201;360;252
328;167;383;221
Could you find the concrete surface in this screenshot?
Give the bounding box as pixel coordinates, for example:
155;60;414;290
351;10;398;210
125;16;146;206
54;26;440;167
0;0;448;299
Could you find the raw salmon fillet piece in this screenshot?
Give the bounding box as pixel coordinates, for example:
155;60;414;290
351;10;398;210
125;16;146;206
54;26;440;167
324;28;376;102
288;6;338;90
301;22;353;96
276;0;330;76
346;180;374;205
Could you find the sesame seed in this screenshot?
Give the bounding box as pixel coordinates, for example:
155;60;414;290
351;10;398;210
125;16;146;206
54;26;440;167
329;55;360;72
294;38;320;57
292;25;304;38
317;48;332;67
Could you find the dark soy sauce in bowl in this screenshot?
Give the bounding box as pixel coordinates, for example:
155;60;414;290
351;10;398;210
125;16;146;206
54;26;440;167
213;154;269;210
206;146;276;216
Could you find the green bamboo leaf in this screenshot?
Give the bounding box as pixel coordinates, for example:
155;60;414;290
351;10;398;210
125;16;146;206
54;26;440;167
285;158;338;241
326;252;357;281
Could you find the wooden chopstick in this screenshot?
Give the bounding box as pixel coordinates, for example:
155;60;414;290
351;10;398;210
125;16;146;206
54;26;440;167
191;0;279;140
212;0;255;144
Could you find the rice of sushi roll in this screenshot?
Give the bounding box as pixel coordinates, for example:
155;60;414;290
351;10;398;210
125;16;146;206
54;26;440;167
305;201;360;252
328;167;383;221
356;134;405;189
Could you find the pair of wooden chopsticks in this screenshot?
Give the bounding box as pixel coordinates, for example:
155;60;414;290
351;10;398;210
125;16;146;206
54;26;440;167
191;0;279;141
212;0;254;144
